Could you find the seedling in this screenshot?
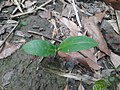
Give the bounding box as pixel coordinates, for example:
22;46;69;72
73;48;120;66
23;36;98;57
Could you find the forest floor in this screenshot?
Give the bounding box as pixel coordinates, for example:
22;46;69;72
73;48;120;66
0;0;120;90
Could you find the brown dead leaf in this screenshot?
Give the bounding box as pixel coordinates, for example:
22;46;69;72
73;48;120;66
81;13;110;55
62;4;75;18
103;0;120;10
58;52;101;70
110;52;120;68
53;11;101;70
80;50;97;62
0;40;25;59
59;17;80;36
0;20;18;35
95;51;106;60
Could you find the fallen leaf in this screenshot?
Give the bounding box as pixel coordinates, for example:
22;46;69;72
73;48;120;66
95;51;106;60
0;20;18;35
103;0;120;10
80;50;97;62
62;4;75;17
53;11;101;70
0;40;25;59
58;52;101;70
59;17;81;36
81;13;110;55
110;52;120;68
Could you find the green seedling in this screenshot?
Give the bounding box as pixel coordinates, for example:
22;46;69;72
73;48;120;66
23;36;98;57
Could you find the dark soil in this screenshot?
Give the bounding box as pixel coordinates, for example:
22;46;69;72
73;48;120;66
0;0;69;90
0;0;120;90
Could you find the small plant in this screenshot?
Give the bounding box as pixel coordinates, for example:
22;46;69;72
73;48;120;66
23;36;98;57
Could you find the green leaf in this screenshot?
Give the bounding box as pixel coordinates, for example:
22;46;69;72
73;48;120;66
59;36;98;52
23;40;56;57
93;80;107;90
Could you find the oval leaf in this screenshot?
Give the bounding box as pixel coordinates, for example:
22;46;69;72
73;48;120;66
59;36;98;52
23;40;55;57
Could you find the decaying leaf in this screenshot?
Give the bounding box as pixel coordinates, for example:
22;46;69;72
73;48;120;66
80;50;97;62
62;4;75;17
59;17;81;36
58;52;101;70
110;52;120;68
0;20;18;35
81;13;110;55
103;0;120;10
0;39;25;59
52;11;101;70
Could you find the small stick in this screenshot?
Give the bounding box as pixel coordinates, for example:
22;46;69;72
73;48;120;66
28;30;62;42
71;0;82;29
0;22;19;48
11;0;52;18
36;0;52;10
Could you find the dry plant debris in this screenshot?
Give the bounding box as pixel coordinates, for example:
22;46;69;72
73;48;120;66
0;0;120;89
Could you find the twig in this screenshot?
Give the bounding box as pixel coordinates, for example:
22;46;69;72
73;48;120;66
0;22;19;48
71;0;82;29
10;0;52;18
28;30;62;42
41;66;98;84
36;0;52;10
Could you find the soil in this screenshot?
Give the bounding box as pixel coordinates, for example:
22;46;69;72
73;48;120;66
0;0;120;90
0;0;69;90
